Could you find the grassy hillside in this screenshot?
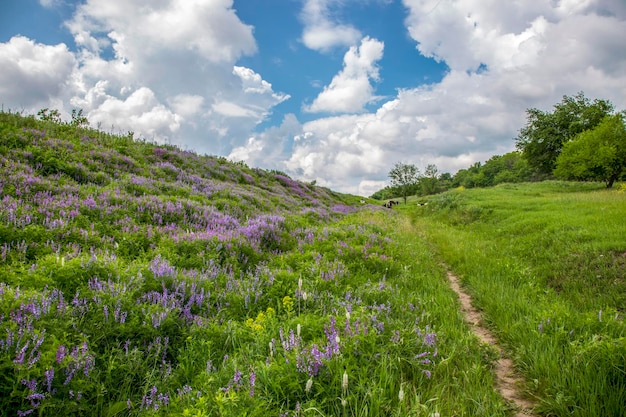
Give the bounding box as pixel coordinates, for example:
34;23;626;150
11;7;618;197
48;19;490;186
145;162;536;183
407;182;626;416
2;110;623;416
0;111;513;417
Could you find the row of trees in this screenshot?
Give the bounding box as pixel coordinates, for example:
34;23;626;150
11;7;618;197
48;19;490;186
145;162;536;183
372;92;625;200
515;92;625;188
371;163;452;202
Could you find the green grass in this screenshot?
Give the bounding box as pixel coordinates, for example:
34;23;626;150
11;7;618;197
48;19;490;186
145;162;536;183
0;111;511;417
2;111;624;416
404;181;626;417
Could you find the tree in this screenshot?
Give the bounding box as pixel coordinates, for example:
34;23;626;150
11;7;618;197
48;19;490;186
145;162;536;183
420;164;440;195
515;92;614;176
37;108;62;123
554;114;626;188
70;108;89;128
481;152;532;186
388;162;420;204
438;172;453;190
452;162;482;188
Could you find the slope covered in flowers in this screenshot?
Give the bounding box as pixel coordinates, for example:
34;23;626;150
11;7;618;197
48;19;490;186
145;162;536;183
0;111;448;417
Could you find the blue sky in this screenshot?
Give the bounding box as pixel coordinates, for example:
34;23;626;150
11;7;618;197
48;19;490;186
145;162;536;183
234;0;448;126
1;0;625;196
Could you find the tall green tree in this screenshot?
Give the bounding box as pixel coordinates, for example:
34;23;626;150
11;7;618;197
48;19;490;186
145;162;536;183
388;162;420;203
452;162;482;188
420;164;440;195
515;92;614;176
554;114;626;188
481;152;532;185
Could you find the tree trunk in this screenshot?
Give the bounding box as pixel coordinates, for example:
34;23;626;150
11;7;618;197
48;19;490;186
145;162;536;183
606;176;615;188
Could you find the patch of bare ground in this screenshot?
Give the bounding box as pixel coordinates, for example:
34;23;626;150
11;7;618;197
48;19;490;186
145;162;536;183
446;271;537;416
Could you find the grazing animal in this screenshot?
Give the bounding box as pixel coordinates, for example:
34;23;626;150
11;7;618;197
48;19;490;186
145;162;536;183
383;200;399;208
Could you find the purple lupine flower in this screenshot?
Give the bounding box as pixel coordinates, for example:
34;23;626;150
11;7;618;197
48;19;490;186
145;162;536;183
21;378;37;392
149;255;176;279
26;393;45;402
371;315;385;333
157;392;169;407
233;370;243;386
296;344;325;377
44;368;54;392
14;341;28;365
177;385;193;397
415;351;430;359
423;332;436;346
64;366;77;385
324;317;340;356
83;354;95;376
288;329;301;351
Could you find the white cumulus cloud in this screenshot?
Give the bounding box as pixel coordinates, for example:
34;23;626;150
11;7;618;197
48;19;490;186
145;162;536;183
0;36;77;109
300;0;362;52
265;0;626;195
2;0;626;197
306;37;384;113
1;0;289;156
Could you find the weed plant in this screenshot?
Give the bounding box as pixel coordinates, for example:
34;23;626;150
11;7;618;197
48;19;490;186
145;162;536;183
0;111;510;416
409;182;626;417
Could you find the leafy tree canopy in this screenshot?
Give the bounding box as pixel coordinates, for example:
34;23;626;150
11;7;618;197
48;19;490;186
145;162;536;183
515;92;614;175
388;162;420;203
554;114;626;188
420;164;440;196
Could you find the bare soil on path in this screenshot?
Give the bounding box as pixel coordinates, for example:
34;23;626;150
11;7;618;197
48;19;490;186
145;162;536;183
446;270;537;416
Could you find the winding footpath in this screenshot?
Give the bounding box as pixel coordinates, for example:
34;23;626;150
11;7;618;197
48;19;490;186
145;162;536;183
446;270;537;416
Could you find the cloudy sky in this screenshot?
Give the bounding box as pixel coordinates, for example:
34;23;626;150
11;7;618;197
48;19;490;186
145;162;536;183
1;0;625;196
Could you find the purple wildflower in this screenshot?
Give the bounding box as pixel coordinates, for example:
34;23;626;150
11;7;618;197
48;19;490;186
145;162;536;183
21;378;37;392
44;368;54;392
56;345;67;363
14;342;28;365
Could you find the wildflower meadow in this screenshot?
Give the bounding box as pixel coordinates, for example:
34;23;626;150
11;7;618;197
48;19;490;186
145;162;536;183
3;110;622;416
0;111;505;417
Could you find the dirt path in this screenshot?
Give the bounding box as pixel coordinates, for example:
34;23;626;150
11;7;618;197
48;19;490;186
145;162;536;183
446;271;537;416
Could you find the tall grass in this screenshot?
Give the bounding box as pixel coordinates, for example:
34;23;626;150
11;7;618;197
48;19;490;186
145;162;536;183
0;111;512;416
407;181;626;417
